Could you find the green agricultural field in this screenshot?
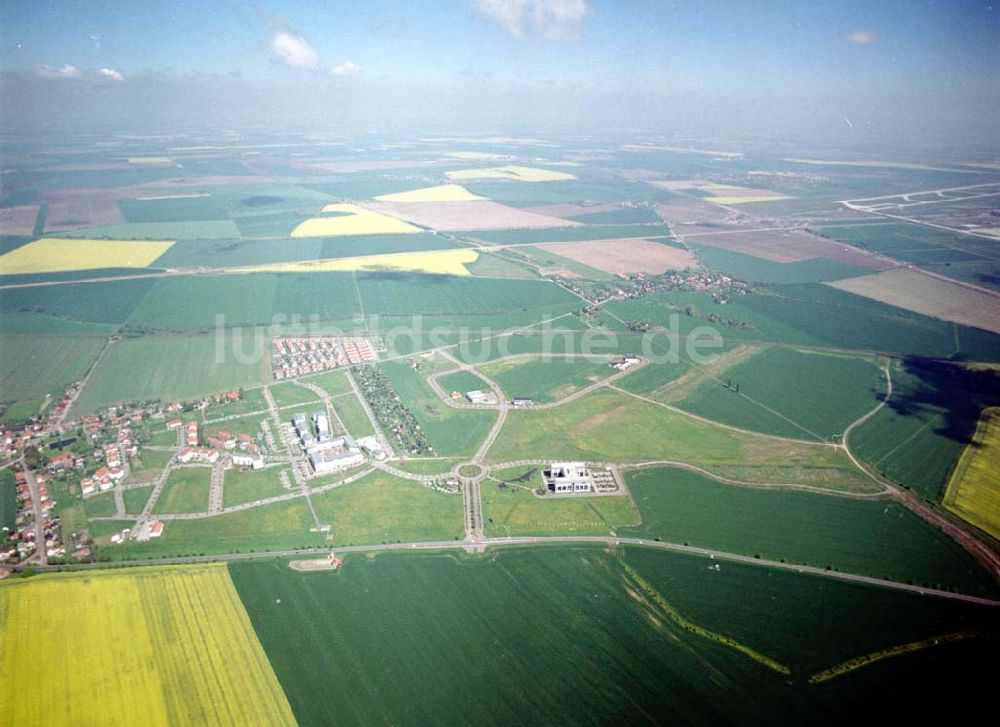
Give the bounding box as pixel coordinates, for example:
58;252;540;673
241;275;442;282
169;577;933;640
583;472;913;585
269;381;322;409
482;467;639;536
223;466;290;508
55;219;242;241
310;471;463;545
852;359;999;499
479;354;617;403
118;195;233;223
154;237;323;269
328;391;374;438
691;244;878;284
0;277;156;327
460;223;674;246
0;334;106;403
83;492;118;519
356;274;579;318
125;275;278;330
122;486;154;515
565;206;664;224
380;360;496;457
228;547;998;725
487;388;870;490
153;467;212;515
95;498;324;560
623;547;1000;676
621;467;996;596
814;223;996;269
202;413;267;440
676;348;886;441
464;251;538;278
75;334;269;413
435;369;486;396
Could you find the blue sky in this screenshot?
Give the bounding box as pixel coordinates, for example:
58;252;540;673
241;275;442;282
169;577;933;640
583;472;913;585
1;1;997;139
2;0;996;92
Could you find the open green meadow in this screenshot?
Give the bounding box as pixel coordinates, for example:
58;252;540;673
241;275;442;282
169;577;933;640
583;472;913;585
0;334;106;404
55;219;242;241
75;334;268;412
487;388;869;490
300;368;352;397
95;498;325;560
122;486;154;515
310;471;463;545
154;467;211;514
228;547;998;726
479;355;617;403
691;244;877;284
621;467;996;595
83;492;118;519
676;348;886;441
223;467;290;508
268;381;322;409
329;392;375;438
380;360;496;457
482;467;639;536
435;369;486;395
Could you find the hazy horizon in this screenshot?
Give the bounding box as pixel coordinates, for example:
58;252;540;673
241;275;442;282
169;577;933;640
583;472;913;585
2;1;998;147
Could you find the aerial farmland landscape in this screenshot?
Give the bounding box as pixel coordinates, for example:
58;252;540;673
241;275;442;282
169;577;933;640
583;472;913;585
1;1;998;725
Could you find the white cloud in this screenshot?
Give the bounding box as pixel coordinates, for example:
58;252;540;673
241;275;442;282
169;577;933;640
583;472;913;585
844;30;879;45
331;60;361;77
475;0;590;39
99;68;125;82
270;30;320;69
37;65;82;79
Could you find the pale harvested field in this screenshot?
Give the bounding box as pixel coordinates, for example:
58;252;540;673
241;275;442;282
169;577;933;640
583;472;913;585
128;156;172;164
234;248;478;276
446;151;512;161
711;195;791;204
45;200;124;231
37;162;135;172
523;202;621;217
308;160;444;173
0;205;40;236
655;199;734;224
363;199;580;231
291;203;421;237
446;165;576;182
649;180;707;191
375;184;485;202
538;238;700;274
828;269;1000;333
0;238;173;274
682;228;893;269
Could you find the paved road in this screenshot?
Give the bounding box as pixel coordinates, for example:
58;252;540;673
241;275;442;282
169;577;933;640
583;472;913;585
25;535;1000;607
23;467;47;566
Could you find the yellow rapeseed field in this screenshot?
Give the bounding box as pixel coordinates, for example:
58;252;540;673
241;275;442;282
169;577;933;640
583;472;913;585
291;203;421;237
234;248;479;276
944;407;1000;540
446;165;576;182
375;184;486;202
0;237;174;274
0;564;295;726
